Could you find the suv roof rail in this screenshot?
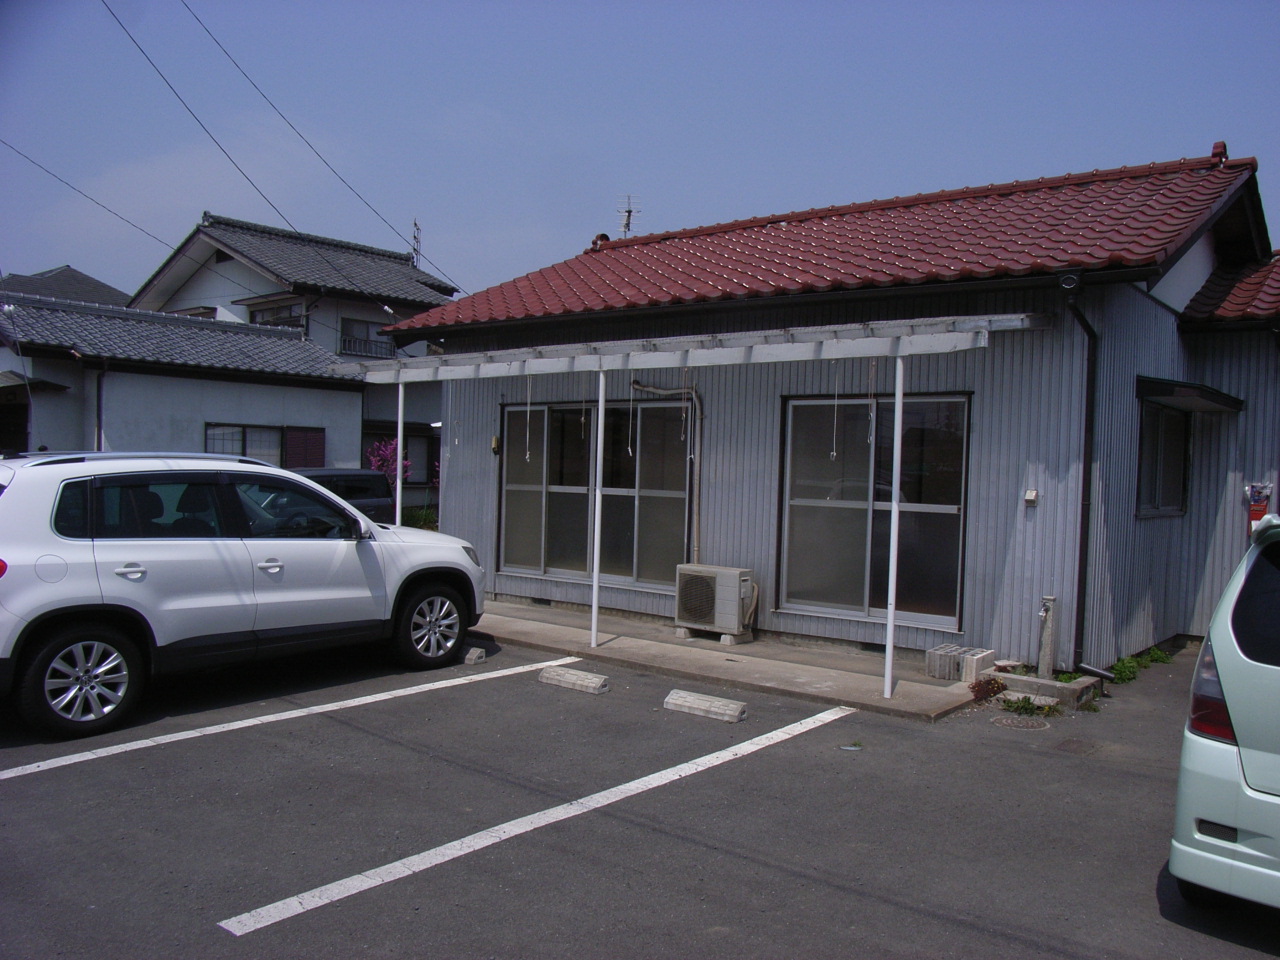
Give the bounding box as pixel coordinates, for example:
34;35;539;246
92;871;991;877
24;451;275;468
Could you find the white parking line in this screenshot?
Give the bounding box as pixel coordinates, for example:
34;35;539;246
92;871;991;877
0;657;581;782
219;705;855;937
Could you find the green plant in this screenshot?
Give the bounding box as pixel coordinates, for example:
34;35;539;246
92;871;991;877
969;675;1007;702
1111;657;1140;683
1147;647;1173;665
401;506;439;530
1001;695;1061;718
1055;671;1083;683
1076;699;1101;713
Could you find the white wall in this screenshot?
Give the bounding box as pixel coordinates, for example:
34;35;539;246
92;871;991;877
92;371;362;462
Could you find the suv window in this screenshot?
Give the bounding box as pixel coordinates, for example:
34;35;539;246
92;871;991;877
1232;541;1280;666
235;479;355;539
53;479;90;538
322;474;392;501
95;477;230;539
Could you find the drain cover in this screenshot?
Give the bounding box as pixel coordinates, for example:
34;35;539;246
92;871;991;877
993;716;1050;730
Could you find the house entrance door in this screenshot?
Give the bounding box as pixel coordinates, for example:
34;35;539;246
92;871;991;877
0;400;28;454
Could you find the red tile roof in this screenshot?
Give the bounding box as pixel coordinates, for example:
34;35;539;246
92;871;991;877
389;151;1258;332
1184;253;1280;323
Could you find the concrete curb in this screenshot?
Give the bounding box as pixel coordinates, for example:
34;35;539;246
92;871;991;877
476;613;975;722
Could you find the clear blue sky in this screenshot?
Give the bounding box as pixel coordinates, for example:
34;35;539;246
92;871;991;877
2;0;1277;299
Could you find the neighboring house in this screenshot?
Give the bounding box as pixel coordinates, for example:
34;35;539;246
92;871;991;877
131;213;458;503
0;292;362;464
367;143;1279;671
0;265;131;307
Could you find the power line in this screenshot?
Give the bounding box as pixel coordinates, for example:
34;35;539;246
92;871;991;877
0;136;176;254
0;138;424;347
178;0;466;295
99;0;298;236
97;0;442;349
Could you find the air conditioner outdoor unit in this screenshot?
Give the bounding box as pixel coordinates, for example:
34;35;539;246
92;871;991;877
674;564;755;642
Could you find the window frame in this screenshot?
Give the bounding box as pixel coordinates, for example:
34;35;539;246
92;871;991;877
1136;400;1189;518
779;394;969;630
498;401;691;586
205;423;325;469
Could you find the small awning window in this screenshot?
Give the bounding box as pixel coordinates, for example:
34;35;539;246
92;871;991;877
1136;376;1243;413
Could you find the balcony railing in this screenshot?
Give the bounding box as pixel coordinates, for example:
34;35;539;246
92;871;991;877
340;336;396;358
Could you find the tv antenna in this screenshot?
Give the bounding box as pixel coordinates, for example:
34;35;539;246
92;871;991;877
412;219;422;268
618;194;640;238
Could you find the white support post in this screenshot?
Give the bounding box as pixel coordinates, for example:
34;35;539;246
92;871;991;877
884;352;904;699
590;370;605;647
395;379;405;526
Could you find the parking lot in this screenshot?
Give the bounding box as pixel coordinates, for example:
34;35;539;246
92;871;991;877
2;633;1278;959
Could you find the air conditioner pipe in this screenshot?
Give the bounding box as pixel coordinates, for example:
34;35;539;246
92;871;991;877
631;380;703;564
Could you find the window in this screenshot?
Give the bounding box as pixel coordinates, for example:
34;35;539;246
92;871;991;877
206;424;325;468
235;479;354;539
781;397;967;626
1137;401;1188;516
501;403;689;584
341;318;395;358
249;301;305;327
93;476;229;539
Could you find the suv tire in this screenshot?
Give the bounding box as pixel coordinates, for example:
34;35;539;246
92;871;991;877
18;625;144;738
392;583;467;669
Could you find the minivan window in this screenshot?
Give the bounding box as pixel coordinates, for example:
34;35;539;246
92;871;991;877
1232;541;1280;666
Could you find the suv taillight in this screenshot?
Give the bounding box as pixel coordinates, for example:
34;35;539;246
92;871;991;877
1188;638;1236;743
0;559;6;578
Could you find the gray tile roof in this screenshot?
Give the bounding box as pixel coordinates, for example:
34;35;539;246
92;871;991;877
0;266;131;307
0;293;358;382
196;214;456;306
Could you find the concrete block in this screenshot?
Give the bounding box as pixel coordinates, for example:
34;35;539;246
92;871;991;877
464;647;486;664
960;649;995;683
926;644;962;679
720;629;754;645
664;689;747;723
538;666;610;695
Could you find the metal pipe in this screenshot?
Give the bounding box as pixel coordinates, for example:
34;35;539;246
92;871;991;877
884;353;905;699
395;379;405;526
631;380;703;564
591;370;606;647
1065;289;1098;670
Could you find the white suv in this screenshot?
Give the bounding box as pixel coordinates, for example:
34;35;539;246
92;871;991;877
0;452;485;739
1170;513;1280;907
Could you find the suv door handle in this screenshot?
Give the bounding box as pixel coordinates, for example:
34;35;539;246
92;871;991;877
113;563;146;580
257;559;283;573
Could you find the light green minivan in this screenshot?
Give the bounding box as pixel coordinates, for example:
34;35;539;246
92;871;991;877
1170;514;1280;907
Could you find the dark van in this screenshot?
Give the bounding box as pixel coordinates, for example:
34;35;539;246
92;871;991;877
293;468;395;524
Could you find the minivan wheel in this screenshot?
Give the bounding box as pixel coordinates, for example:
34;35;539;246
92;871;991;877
18;625;143;738
392;583;467;669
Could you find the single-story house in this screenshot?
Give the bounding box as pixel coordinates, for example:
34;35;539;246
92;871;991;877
0;292;363;463
360;142;1278;671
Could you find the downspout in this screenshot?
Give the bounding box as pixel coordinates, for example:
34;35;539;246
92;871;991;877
631;380;703;564
94;364;107;452
1063;278;1097;670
